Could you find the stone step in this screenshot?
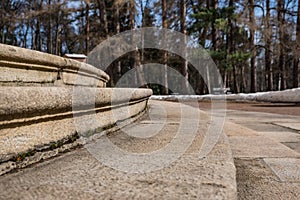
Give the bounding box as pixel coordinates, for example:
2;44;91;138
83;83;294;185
0;87;152;175
0;100;237;199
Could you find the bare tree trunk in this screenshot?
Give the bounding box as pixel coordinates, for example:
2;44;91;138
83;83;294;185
294;59;299;88
209;0;218;50
190;0;206;47
277;0;286;90
55;27;61;56
204;0;217;93
180;0;190;94
35;20;42;51
86;0;90;55
130;0;146;87
46;0;53;54
228;0;239;93
265;0;273;91
223;70;227;88
114;3;122;81
0;6;4;44
32;0;43;51
293;0;300;88
249;0;256;92
23;24;29;48
162;0;168;94
98;0;108;38
241;64;247;92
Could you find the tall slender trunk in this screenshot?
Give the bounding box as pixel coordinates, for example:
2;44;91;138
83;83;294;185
191;0;205;47
23;24;28;48
191;0;206;93
98;0;108;38
33;0;43;51
265;0;273;91
241;65;247;92
162;0;168;94
277;0;286;90
209;0;218;50
86;0;90;55
115;4;121;80
226;0;231;89
233;64;239;93
249;0;256;92
0;8;4;44
180;0;190;94
228;0;239;93
55;27;61;56
204;0;216;93
293;0;300;88
35;19;41;51
47;0;53;54
130;1;146;87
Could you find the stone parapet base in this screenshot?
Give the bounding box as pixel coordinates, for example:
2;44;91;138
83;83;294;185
0;44;109;87
0;87;152;175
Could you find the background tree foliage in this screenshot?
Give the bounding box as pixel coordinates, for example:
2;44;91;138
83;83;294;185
1;0;299;94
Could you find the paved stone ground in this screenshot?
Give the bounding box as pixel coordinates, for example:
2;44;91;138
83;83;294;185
1;100;299;200
195;101;300;199
0;100;236;200
198;102;300;116
225;109;300;200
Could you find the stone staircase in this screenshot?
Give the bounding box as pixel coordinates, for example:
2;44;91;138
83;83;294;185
0;44;152;175
1;44;299;199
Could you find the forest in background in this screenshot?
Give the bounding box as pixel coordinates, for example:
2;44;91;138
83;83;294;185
1;0;300;94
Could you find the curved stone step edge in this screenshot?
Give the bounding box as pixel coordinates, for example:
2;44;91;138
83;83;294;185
0;87;152;119
0;44;109;86
0;105;148;176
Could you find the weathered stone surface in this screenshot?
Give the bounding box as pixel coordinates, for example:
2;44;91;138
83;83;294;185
0;66;57;84
0;44;109;87
0;86;152;174
264;158;300;182
225;108;300;199
0;87;152;118
61;71;106;87
0;100;237;200
0;43;153;176
273;122;300;131
235;158;300;200
259;131;300;143
228;135;300;158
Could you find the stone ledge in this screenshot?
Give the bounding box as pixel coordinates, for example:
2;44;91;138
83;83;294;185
0;87;152;175
0;87;152;121
0;44;109;87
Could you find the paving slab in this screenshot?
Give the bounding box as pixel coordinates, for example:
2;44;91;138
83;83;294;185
234;123;295;132
226;110;299;123
282;142;300;154
235;158;300;200
225;108;300;200
264;158;300;182
0;148;236;200
224;122;258;137
274;122;300;131
258;131;300;143
228;135;300;158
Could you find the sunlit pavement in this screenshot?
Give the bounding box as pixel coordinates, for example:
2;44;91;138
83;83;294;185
225;109;300;199
0;101;299;199
0;100;236;200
